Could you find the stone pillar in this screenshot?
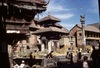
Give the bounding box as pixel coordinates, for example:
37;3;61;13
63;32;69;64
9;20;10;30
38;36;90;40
57;41;60;49
41;44;45;51
48;40;52;53
29;34;37;48
80;15;86;52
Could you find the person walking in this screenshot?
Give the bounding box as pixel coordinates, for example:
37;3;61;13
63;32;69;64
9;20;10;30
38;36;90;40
70;52;74;68
83;56;89;68
97;42;100;68
77;49;82;61
91;46;98;68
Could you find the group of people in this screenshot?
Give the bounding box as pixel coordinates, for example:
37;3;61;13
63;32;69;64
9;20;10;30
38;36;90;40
13;60;30;68
68;47;90;68
78;42;100;68
12;42;100;68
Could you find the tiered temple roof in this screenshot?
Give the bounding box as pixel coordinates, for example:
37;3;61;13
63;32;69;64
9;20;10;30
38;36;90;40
39;15;61;24
33;27;69;34
32;15;69;39
0;0;49;33
0;0;49;45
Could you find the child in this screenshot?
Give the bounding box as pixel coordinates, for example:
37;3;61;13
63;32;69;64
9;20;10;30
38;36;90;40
83;56;89;68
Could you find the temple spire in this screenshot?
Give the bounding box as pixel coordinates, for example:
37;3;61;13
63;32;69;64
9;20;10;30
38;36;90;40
48;12;50;15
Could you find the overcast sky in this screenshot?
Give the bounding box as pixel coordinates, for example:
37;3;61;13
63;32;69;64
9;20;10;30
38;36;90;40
36;0;99;30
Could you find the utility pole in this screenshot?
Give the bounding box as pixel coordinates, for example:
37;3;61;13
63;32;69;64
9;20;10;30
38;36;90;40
80;15;86;52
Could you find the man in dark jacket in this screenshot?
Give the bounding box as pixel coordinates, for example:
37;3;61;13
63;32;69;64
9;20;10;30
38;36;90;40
91;46;98;68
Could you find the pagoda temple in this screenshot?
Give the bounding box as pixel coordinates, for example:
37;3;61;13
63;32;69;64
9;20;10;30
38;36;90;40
0;0;49;67
32;14;69;53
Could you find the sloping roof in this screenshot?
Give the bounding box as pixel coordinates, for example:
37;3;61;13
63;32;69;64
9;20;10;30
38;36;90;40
0;0;47;6
76;24;82;28
29;21;39;29
16;0;46;5
3;0;46;5
54;23;63;28
85;26;100;33
39;15;61;23
87;22;100;29
13;4;46;10
77;24;100;33
0;0;47;19
34;18;39;22
33;27;69;35
5;17;31;24
2;0;47;10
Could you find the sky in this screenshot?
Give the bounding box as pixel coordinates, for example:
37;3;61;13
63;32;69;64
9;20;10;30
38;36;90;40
36;0;99;30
